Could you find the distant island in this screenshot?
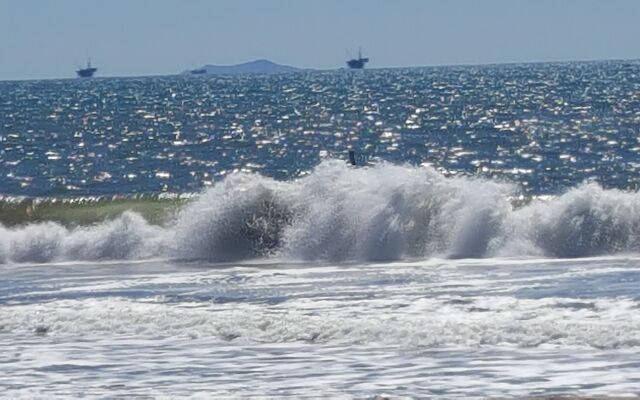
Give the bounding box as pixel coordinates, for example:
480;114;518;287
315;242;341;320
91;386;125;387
184;59;303;75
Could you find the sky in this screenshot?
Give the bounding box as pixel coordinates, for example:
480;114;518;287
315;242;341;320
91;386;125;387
1;0;640;80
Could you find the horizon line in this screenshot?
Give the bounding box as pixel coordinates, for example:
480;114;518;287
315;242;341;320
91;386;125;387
2;56;639;83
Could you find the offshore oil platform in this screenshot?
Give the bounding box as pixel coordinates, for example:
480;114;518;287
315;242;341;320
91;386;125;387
347;48;369;69
76;59;97;78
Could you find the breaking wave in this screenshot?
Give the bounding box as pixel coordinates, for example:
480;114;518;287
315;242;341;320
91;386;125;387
2;160;640;264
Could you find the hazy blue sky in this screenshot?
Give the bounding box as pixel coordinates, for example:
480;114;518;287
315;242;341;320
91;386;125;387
2;0;640;80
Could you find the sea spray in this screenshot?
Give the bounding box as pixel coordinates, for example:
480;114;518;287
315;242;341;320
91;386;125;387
170;174;293;261
277;161;512;260
0;212;163;263
513;184;640;257
3;161;640;264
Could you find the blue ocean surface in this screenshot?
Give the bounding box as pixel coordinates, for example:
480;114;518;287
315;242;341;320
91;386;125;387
3;62;640;398
3;61;640;197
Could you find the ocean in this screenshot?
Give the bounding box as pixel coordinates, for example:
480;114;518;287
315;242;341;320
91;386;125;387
2;61;640;398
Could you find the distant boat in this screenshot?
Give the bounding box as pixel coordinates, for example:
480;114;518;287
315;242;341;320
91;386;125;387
347;48;369;69
189;68;207;75
76;59;97;78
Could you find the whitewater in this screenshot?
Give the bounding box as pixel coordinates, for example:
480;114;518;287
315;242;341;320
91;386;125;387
4;62;640;397
4;254;640;397
3;162;640;398
3;161;640;264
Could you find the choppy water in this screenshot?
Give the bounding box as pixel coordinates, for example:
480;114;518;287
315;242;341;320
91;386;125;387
3;61;640;197
3;61;640;398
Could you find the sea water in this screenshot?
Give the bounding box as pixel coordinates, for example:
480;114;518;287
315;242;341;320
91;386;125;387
2;61;640;398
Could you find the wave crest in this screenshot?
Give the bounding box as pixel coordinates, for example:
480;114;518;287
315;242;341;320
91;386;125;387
3;161;640;264
517;184;640;257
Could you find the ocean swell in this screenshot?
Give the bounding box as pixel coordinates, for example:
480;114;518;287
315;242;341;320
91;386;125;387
2;160;640;264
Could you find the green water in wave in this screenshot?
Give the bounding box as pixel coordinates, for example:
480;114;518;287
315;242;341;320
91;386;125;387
0;196;188;227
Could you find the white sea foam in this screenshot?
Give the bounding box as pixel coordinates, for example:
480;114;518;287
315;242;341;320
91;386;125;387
3;257;640;397
3;161;640;264
3;293;640;349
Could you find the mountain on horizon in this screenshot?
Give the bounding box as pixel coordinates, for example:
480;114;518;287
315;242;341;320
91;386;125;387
184;59;302;75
